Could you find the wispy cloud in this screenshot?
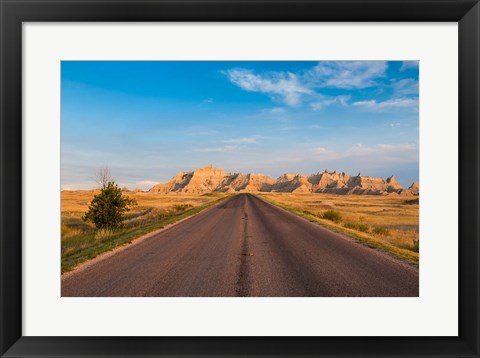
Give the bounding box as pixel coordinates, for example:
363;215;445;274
193;145;237;153
271;107;286;113
400;61;419;71
225;69;312;106
352;98;418;111
136;180;159;187
310;95;350;111
391;78;418;96
203;98;214;103
225;61;390;108
307;61;388;89
222;137;257;144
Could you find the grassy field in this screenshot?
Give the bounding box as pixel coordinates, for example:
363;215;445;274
61;191;231;273
62;190;419;273
258;193;419;265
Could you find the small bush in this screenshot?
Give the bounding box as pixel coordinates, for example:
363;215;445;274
83;181;137;230
404;198;419;205
322;209;342;223
344;222;370;233
412;239;419;252
373;226;390;236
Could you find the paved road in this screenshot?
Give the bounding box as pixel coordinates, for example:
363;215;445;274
62;194;419;297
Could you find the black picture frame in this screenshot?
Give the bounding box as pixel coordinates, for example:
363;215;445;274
1;0;479;357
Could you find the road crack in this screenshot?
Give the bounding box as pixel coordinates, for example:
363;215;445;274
236;200;252;297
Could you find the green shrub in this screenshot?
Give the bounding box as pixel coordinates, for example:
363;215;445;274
322;209;342;223
83;181;137;230
412;239;419;252
344;222;370;233
373;226;390;236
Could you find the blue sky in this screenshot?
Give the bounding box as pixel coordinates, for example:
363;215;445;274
61;61;419;190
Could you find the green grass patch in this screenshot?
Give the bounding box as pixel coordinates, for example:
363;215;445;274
322;209;342;223
257;194;418;266
61;196;230;273
412;239;419;253
344;222;370;233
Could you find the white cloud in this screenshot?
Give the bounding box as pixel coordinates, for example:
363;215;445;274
310;95;350;111
225;62;413;112
311;101;333;111
193;145;237;153
225;69;312;106
391;78;418;96
222;137;257;144
136;180;159;187
400;61;419;71
307;61;388;89
352;98;418;111
203;98;214;103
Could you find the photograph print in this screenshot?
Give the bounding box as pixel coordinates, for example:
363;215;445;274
60;61;419;297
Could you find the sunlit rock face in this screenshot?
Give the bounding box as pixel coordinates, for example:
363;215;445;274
148;165;419;196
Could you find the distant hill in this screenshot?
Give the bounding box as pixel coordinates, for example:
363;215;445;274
149;165;419;196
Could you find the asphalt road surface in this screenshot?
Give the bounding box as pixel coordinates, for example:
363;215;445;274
62;194;419;297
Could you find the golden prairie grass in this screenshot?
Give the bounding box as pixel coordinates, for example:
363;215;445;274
258;192;419;265
61;190;219;214
61;190;225;234
61;190;419;270
61;190;231;272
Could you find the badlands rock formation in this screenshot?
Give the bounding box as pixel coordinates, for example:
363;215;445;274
408;181;420;196
149;165;419;196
